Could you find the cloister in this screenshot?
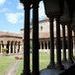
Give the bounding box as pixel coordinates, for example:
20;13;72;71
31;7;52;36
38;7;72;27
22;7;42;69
20;0;75;75
0;32;23;54
0;0;75;75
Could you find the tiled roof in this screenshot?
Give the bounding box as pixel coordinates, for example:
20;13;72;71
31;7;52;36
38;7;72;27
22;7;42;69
0;31;22;38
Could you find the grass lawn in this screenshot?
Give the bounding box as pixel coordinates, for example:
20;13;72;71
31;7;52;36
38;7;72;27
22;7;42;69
0;55;16;75
0;50;74;75
16;52;50;75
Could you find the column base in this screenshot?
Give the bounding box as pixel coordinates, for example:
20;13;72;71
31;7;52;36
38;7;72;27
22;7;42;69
67;59;74;64
55;63;64;70
62;59;67;63
47;63;55;69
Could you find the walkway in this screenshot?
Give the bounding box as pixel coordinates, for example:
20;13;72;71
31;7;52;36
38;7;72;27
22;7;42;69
5;60;19;75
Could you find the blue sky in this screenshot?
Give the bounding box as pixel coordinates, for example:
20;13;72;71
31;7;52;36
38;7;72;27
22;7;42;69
0;0;46;33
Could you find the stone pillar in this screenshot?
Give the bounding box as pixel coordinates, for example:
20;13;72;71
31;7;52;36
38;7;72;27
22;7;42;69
20;0;31;75
73;32;75;55
19;44;21;52
1;44;3;54
47;18;55;69
62;24;67;61
73;34;74;56
56;17;64;70
20;43;23;53
40;41;42;50
47;41;49;49
12;43;15;54
0;44;1;53
3;44;7;54
43;41;45;49
4;44;6;49
32;1;39;75
67;25;74;63
16;43;18;54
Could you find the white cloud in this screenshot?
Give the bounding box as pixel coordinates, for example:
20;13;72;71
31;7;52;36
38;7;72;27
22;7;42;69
5;13;18;24
0;0;6;5
17;3;24;10
5;12;24;24
0;8;9;13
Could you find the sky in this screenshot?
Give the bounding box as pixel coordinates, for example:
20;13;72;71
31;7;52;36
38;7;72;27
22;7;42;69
0;0;46;33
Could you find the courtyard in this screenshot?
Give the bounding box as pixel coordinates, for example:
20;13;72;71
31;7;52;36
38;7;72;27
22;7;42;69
0;52;50;75
0;50;74;75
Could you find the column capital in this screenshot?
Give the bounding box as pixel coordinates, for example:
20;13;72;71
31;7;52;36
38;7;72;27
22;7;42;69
20;0;32;9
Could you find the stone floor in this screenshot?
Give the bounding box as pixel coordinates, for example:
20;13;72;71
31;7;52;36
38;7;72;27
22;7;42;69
40;69;64;75
40;62;75;75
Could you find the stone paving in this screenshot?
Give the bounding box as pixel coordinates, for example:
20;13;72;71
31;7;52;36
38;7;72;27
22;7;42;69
40;62;75;75
5;60;19;75
40;69;62;75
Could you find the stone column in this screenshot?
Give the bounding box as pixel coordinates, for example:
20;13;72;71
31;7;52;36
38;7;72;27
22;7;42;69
40;41;42;50
1;44;3;54
67;25;74;63
32;1;39;75
12;43;15;54
47;18;55;69
20;1;31;75
47;41;49;49
73;32;75;55
56;17;64;70
3;44;7;54
4;44;6;48
16;43;18;54
19;44;21;52
43;41;45;49
0;44;1;54
73;35;75;56
62;24;67;62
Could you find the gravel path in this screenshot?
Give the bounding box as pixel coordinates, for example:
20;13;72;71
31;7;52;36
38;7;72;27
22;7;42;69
5;60;19;75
